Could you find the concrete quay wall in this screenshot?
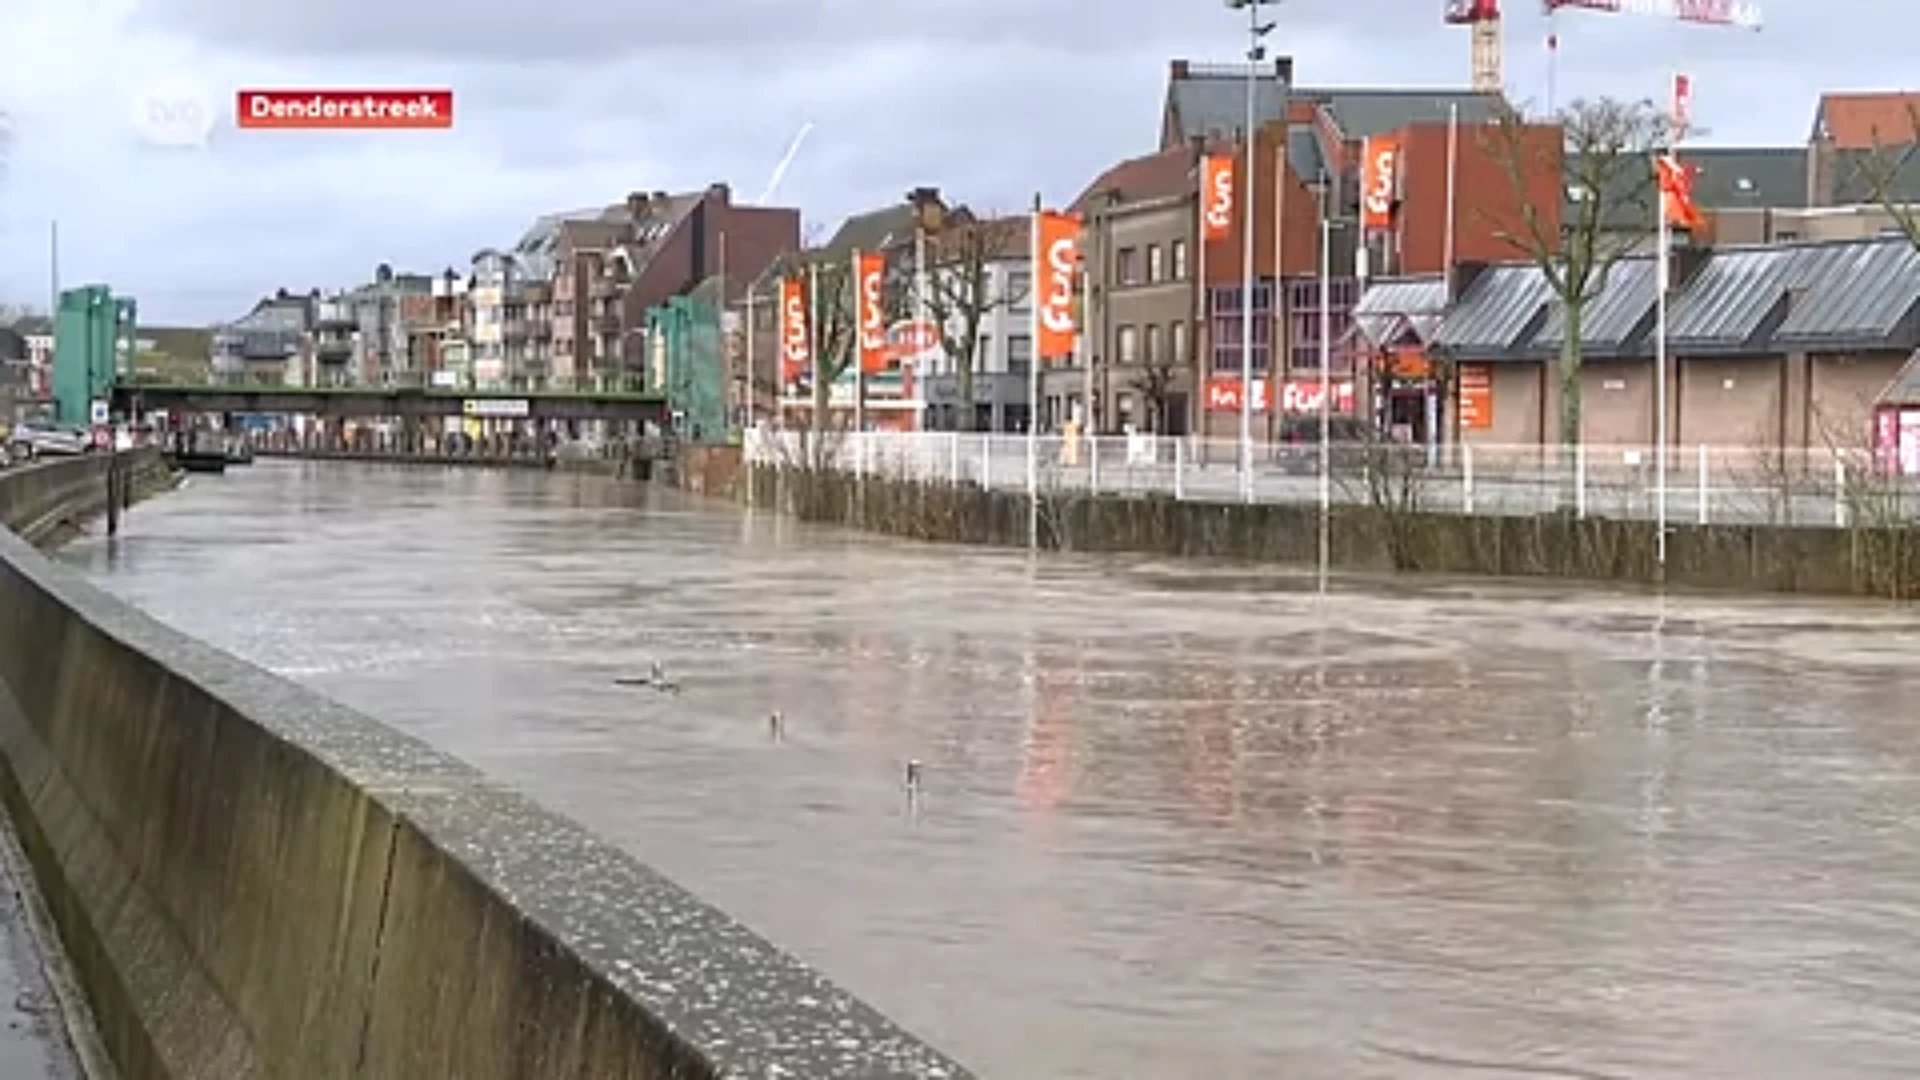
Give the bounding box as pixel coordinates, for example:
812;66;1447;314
0;456;969;1079
748;464;1920;599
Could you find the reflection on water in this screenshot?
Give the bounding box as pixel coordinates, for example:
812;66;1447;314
59;461;1920;1079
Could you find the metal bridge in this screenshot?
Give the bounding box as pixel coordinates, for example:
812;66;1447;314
111;382;670;424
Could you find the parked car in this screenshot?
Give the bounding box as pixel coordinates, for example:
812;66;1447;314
8;423;93;459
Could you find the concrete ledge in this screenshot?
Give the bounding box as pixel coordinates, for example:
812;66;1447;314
0;457;969;1078
749;464;1920;599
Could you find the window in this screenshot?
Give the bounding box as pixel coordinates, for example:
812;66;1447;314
1775;230;1800;241
1171;239;1188;280
1117;325;1139;364
1143;324;1161;365
1007;334;1032;373
1005;270;1032;308
1117;247;1140;285
1171;320;1188;364
1146;245;1164;282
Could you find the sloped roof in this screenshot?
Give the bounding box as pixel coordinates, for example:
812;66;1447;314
1072;145;1195;211
1688;147;1809;210
1772;237;1920;348
1665;246;1789;352
823;204;918;255
1431;265;1553;357
1163;60;1291;145
1813;92;1920;149
1532;256;1657;357
1832;145;1920;204
1298;88;1506;140
1429;235;1920;361
1354;276;1446;347
1880;349;1920;405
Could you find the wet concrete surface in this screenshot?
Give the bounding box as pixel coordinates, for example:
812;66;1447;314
58;460;1920;1079
0;815;83;1079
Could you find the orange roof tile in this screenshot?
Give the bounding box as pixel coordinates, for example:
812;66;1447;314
1815;92;1920;149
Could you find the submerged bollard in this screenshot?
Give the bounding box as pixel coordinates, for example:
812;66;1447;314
105;456;120;537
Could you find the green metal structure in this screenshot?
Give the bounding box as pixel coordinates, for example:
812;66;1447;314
54;286;135;427
643;289;727;443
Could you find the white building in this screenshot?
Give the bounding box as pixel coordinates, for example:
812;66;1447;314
912;255;1033;433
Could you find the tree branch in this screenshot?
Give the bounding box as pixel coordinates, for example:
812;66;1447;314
1851;99;1920;251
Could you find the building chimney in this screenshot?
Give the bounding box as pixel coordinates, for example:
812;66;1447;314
708;182;731;204
626;191;648;219
1170;59;1190;81
1670;240;1711;290
1449;260;1489;303
651;190;668;203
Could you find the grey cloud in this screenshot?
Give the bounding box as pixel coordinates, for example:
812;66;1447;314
128;0;1226;64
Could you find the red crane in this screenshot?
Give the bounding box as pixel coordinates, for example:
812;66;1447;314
1445;0;1762;96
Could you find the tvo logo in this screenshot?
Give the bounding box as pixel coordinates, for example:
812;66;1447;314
132;77;217;148
1039;236;1076;335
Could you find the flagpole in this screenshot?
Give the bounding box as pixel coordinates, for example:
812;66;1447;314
1656;72;1685;570
1438;102;1458;465
1317;209;1332;578
1196;156;1208;464
1238;92;1258;502
807;262;821;438
852;248;866;436
1028;193;1042;550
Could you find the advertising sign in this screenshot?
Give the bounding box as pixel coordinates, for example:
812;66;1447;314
1457;363;1493;430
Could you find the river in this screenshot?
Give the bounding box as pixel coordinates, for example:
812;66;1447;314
57;460;1920;1078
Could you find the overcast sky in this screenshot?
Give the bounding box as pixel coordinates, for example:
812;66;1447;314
0;0;1905;326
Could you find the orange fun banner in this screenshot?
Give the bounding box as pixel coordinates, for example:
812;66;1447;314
779;276;810;384
856;252;888;373
1201;155;1233;243
1032;210;1081;361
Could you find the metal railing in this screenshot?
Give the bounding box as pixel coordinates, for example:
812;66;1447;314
746;430;1920;528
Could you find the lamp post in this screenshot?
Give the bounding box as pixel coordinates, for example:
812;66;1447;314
906;188;950;434
1226;0;1276;502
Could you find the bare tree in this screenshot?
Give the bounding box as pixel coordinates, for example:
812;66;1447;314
1849;98;1920;250
921;214;1030;431
1128;359;1177;434
1482;97;1666;447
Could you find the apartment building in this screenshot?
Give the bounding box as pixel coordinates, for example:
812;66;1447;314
212;290;313;385
915;213;1033;434
1064;145;1205;435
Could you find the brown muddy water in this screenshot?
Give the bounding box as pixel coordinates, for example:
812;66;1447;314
58;461;1920;1079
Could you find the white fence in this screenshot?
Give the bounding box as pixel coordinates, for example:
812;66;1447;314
746;430;1920;528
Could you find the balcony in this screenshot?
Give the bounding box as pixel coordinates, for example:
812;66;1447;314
315;339;353;364
313;302;355;328
589;277;620;299
594;313;622;334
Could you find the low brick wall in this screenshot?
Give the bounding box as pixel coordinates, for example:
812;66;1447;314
0;456;970;1078
749;465;1920;599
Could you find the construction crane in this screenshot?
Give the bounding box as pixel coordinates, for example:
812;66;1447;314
1445;0;1762;97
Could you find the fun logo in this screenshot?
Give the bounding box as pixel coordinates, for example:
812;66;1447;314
132;77;217;148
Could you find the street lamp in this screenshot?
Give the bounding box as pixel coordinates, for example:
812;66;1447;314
1226;0;1276;502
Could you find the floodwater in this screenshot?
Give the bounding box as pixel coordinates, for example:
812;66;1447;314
59;461;1920;1079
